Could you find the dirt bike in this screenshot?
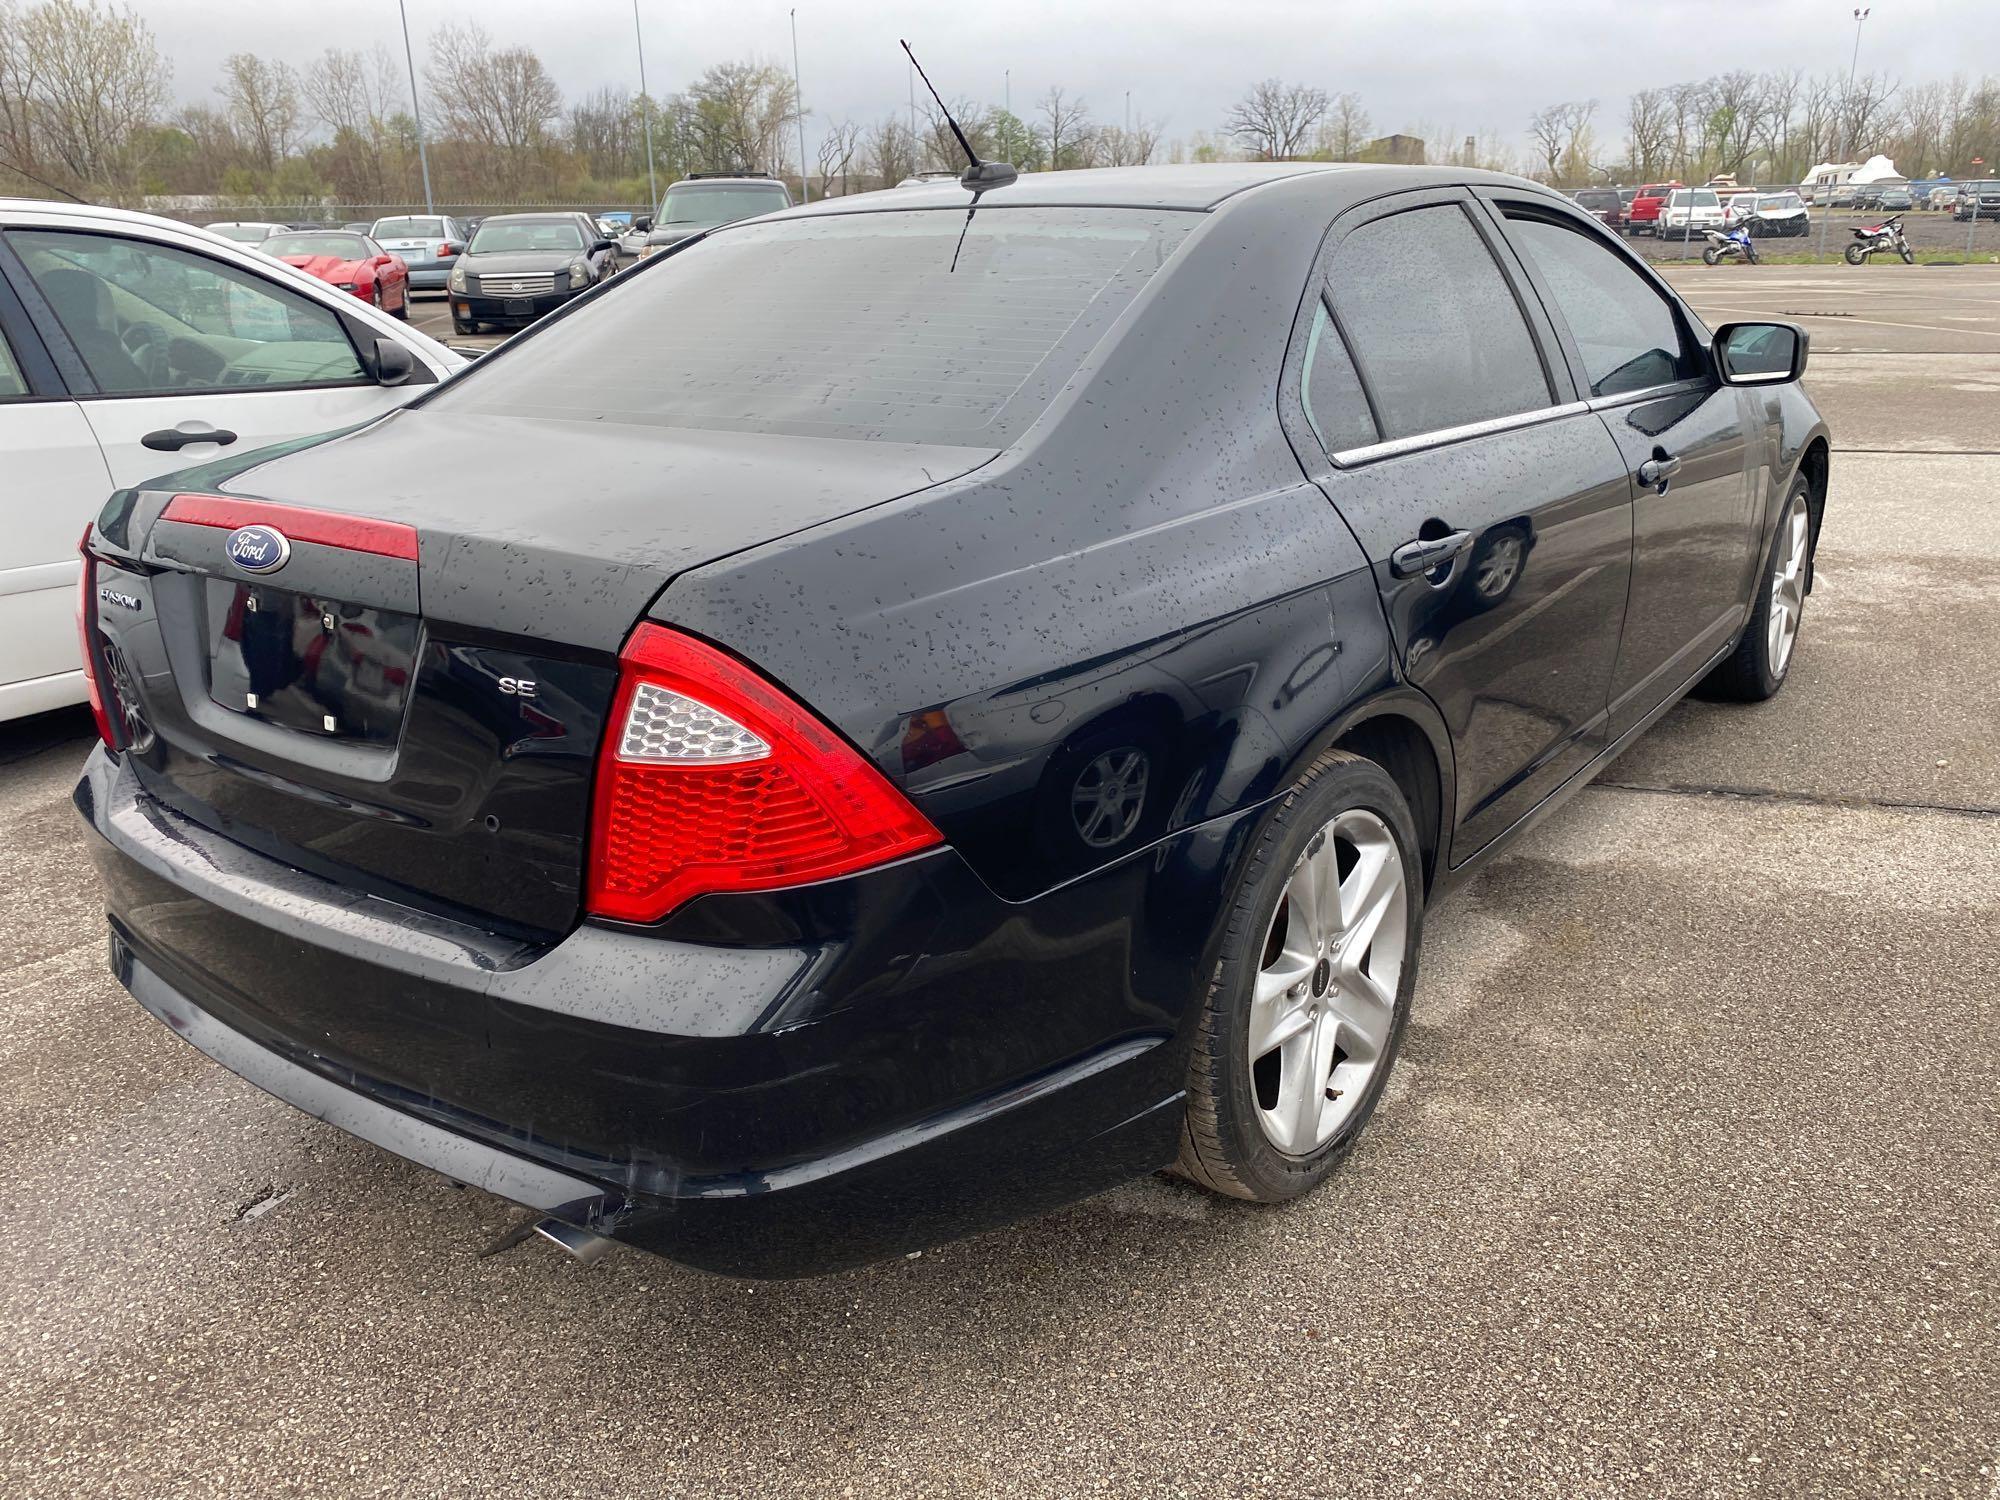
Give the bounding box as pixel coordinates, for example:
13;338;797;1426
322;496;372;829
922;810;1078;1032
1845;215;1914;264
1701;225;1759;265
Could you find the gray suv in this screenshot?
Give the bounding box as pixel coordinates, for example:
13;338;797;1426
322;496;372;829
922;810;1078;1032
639;173;793;259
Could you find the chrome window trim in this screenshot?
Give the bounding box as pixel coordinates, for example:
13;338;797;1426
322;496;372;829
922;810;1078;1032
1331;400;1588;468
1584;377;1709;413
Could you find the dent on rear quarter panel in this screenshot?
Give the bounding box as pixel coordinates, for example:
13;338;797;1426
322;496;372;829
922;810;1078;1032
658;179;1395;903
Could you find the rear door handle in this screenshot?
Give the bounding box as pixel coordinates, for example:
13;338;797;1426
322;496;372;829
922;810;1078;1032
1389;529;1474;578
142;424;238;452
1637;454;1682;489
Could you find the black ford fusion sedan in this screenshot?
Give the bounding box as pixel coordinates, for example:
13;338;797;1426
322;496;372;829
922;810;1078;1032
75;164;1828;1277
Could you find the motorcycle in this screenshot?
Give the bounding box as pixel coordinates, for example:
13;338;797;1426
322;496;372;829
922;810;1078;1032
1701;224;1759;265
1845;214;1914;264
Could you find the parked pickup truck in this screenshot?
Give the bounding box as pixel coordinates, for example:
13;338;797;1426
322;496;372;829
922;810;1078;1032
1624;182;1682;235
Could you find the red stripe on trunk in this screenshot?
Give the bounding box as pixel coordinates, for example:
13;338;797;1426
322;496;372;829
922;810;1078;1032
163;495;419;562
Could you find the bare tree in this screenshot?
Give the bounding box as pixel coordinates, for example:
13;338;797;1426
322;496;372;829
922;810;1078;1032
680;60;796;175
1314;92;1370;160
1528;104;1567;181
0;0;169;199
1225;78;1328;160
425;22;563;193
1625;88;1672;179
568;85;636;181
1039;85;1093;169
1840;70;1898;159
218;53;301;171
815;116;859;196
920;93;992;171
865;114;915;189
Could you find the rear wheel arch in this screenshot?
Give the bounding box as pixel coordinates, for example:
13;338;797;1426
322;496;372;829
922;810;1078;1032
1796;436;1830;590
1330;710;1447;897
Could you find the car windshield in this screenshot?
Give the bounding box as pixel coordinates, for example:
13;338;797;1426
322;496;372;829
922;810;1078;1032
656;184;790;227
373;218;444;239
429;206;1196;447
1760;196;1801;210
211;224;273;242
264;233;372;260
469;221;584;253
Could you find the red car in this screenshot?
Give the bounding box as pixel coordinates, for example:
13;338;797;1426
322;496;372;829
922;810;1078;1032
258;229;410;318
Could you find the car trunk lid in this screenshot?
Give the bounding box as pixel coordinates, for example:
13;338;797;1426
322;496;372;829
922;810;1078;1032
93;410;993;937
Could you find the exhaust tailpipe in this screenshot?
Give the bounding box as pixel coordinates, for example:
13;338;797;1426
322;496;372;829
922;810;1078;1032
532;1217;617;1265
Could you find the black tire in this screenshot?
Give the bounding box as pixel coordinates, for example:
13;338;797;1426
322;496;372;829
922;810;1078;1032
1898;245;1914;264
451;317;473;336
1698;476;1813;702
1702;247;1721;265
1176;749;1423;1202
390;291;410;320
1844;242;1868;265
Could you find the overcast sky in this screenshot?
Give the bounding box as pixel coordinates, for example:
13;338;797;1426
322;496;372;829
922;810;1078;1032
138;0;1999;156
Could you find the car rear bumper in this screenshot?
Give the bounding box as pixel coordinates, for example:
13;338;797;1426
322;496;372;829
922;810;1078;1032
406;265;453;288
74;748;1190;1276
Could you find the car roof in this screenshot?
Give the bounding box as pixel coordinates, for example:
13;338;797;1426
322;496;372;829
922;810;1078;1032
768;163;1564;221
477;212;585;225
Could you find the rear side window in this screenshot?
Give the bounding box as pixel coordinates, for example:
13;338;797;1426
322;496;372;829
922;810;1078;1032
1327;204;1551;442
1504;214;1691;397
432;207;1195;447
1298;299;1377;454
0;330;26;398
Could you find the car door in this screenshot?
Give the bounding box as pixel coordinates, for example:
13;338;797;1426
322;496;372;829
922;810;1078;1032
0;272;115;714
1285;190;1635;863
0;225;426;491
1484;194;1759;737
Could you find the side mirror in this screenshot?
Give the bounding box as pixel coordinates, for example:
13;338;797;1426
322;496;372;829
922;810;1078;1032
635;217;653;232
593;239;615;254
370;336;415;386
1714;321;1807;385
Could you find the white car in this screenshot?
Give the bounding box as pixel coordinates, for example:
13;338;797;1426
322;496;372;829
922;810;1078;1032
0;201;463;722
1659;188;1725;235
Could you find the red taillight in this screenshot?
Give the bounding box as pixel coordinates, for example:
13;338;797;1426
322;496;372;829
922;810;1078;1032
586;624;942;922
436;243;452;258
76;526;118;749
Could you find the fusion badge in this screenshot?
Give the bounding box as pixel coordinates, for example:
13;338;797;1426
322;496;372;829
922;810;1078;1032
224;524;291;575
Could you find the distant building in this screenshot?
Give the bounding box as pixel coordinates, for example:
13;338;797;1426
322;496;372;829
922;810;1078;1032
1363;134;1427;166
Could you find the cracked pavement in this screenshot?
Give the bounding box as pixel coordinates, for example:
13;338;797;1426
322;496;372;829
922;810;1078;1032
2;265;1996;1498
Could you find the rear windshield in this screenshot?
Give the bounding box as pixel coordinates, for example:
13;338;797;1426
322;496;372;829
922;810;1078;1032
430;207;1195;447
373;218;443;238
1573;190;1618;208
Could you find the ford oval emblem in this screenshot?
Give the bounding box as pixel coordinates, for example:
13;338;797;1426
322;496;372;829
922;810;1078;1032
224;524;290;574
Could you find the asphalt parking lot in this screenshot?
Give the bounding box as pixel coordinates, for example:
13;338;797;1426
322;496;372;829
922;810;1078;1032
2;266;1996;1498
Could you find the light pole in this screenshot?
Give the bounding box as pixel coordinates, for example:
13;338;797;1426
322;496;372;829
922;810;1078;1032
790;9;809;202
1846;7;1870;160
633;0;658;213
396;0;435;215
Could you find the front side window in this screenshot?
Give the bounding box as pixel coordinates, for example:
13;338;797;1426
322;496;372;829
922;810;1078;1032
469;221;584;254
655;185;791;229
10;230;366;395
1504;213;1691;397
1327;204;1551;441
430;207;1194;447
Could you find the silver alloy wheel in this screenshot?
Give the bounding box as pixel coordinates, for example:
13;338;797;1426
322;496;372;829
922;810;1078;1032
1767;496;1810;678
1250;808;1408;1156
